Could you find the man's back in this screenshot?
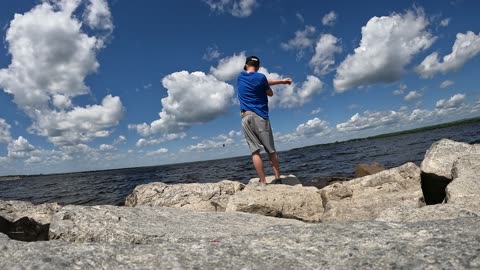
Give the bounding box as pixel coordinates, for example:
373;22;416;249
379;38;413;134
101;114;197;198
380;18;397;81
237;71;270;119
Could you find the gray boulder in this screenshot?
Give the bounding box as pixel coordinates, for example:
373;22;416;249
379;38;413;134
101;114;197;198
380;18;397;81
125;180;244;212
225;184;323;222
421;139;478;179
0;200;61;241
2;217;480;269
49;204;303;243
446;154;480;206
248;174;302;186
376;204;479;223
321;162;423;222
0;200;62;224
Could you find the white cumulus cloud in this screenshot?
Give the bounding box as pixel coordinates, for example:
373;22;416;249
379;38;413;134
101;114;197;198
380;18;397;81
334;9;434;93
147;148;169;156
336;110;406;132
210;52;246;81
203;0;257;17
32;95;124;146
84;0;113;31
440;80;455;88
322;11;337;26
7;136;38;159
0;119;12;144
281;26;316;51
265;71;324;109
435;93;466;109
0;1;122;146
296;118;329;136
416;31;480;78
404;91;422;101
310;34;342;76
99;144;114;151
440;18;450;27
130;71;234;136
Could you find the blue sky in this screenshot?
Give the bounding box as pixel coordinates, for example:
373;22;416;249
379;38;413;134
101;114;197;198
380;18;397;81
0;0;479;176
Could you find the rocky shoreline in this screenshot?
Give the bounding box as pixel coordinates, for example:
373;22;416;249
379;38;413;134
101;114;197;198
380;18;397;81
1;139;479;269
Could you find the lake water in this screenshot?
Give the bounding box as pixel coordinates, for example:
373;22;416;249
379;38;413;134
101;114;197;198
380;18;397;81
1;122;479;206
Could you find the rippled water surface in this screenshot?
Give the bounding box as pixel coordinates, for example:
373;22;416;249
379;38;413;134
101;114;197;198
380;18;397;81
1;122;479;206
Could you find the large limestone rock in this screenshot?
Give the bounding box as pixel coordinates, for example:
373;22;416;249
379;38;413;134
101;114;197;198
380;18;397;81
376;204;479;223
446;154;480;206
321;162;422;222
0;200;61;241
421;139;479;179
125;180;245;212
49;205;303;243
225;185;323;222
0;200;62;224
2;217;480;269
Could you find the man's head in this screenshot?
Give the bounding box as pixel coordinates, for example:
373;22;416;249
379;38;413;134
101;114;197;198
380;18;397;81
244;56;260;71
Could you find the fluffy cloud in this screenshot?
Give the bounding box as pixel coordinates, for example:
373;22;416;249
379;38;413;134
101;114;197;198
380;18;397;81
265;71;324;108
440;18;450;27
416;31;480;78
392;84;407;95
130;71;234;136
435;93;466;109
135;133;186;147
404;91;422;101
7;136;38;159
181;130;242;153
440;80;455;88
336;110;406;132
146;148;169;156
0;2;99;110
334;9;434;92
203;45;222;61
0;1;122;146
0;119;12;144
281;26;316;51
210;52;246;81
203;0;257;17
84;0;113;31
296;118;329;136
310;34;342;76
31;95;123;146
337;93;472;133
322;11;337;26
99;144;114;151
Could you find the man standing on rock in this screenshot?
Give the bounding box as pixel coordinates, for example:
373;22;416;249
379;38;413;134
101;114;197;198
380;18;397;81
237;56;292;185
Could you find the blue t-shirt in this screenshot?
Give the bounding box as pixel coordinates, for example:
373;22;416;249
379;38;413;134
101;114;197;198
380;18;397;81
237;71;270;119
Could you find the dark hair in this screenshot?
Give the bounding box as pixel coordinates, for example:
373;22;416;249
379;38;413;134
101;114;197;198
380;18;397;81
244;56;260;70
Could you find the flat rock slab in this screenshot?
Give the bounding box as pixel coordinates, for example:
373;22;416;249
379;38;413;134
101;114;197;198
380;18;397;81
376;204;479;223
226;185;324;222
49;205;303;244
2;217;480;269
125;180;245;212
0;200;62;224
248;175;302;186
321;162;422;222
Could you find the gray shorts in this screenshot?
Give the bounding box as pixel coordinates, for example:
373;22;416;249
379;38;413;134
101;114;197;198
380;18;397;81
241;111;276;154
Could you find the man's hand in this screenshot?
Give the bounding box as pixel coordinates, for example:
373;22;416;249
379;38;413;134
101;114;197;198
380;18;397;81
281;78;292;85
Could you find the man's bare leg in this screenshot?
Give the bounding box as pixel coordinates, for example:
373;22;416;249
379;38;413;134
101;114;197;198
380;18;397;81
268;152;280;179
252;151;266;183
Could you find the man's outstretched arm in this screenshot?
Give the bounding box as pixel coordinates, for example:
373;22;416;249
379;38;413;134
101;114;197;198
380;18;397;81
268;78;292;86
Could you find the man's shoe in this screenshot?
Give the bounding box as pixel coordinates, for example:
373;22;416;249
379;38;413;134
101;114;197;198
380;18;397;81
271;178;283;185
